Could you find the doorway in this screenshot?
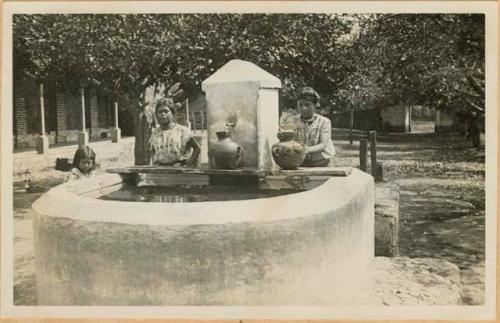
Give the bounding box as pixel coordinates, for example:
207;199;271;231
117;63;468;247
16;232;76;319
410;105;436;133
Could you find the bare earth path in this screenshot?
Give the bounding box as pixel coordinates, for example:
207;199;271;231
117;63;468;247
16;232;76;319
332;132;485;304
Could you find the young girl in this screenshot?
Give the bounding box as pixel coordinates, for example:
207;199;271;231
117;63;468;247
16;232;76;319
65;146;96;182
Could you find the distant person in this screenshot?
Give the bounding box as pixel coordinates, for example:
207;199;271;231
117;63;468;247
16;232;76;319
23;170;33;192
65;146;96;182
149;97;201;167
280;87;335;167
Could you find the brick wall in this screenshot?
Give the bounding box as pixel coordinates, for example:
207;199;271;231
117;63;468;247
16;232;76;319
13;76;129;149
45;82;57;133
14;83;28;136
98;93;112;128
55;87;67;143
89;88;99;139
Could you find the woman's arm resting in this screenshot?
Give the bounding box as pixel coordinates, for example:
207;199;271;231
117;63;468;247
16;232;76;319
305;132;329;154
185;137;201;167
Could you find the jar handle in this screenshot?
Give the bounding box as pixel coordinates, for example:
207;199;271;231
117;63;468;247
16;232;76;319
272;146;280;157
236;146;244;158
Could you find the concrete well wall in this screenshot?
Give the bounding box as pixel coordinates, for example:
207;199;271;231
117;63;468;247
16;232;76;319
32;168;374;305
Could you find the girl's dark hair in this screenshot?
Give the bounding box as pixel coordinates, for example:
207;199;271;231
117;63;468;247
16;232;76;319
73;146;96;171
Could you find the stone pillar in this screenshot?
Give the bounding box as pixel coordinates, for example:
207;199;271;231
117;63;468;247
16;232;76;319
202;59;281;170
77;88;89;148
13;84;28;148
36;83;49;154
89;88;99;139
185;98;191;130
405;105;411;132
111;101;121;143
55;87;67;144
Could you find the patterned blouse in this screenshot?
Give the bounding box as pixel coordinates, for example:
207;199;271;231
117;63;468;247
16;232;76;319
149;124;193;165
281;113;336;162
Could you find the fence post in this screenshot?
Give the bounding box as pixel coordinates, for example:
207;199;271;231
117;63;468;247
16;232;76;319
369;131;378;179
191;112;197;132
185;98;191;129
35;83;49;154
376;162;384;182
349;109;354;144
359;139;367;172
200;110;205;130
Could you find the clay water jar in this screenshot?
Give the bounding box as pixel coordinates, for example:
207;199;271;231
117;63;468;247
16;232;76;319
272;131;306;170
209;131;244;169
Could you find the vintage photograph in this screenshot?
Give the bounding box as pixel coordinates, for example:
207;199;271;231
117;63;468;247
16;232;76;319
1;1;497;320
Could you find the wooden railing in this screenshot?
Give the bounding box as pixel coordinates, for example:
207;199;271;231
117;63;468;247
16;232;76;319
188;111;208;132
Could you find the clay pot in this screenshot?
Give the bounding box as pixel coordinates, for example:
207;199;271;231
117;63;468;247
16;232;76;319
272;131;306;170
209;131;244;169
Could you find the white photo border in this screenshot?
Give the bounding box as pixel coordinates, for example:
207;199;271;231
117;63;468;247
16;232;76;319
1;1;497;319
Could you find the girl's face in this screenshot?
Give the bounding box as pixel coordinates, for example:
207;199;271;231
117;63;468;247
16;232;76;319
78;158;94;173
297;98;316;120
156;106;173;126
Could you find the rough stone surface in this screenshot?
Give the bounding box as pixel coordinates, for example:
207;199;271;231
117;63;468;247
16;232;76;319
375;182;400;256
459;261;485;305
355;257;462;305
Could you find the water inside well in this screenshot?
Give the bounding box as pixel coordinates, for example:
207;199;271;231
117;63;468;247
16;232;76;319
98;184;306;203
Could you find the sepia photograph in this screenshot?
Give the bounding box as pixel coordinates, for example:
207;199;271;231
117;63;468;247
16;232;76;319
0;1;497;320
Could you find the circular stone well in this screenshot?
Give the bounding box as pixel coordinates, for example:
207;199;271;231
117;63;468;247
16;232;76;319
32;168;374;305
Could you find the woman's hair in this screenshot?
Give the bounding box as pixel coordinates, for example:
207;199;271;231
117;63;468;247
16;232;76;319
72;146;96;171
155;97;176;113
297;87;321;105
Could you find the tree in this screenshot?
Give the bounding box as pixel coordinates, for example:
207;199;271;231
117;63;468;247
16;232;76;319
14;13;357;162
349;14;484;114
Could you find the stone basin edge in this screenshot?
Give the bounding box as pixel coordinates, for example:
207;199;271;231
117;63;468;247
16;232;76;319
32;168;374;226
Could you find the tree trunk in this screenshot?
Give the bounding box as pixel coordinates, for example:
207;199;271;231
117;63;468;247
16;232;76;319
119;92;154;166
134;110;154;165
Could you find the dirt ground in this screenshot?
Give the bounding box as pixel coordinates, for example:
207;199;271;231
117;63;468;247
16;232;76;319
331;131;485;304
13;132;486;305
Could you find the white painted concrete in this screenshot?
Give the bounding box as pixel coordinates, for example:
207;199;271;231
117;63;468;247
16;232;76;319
202;60;281;169
380;105;411;132
32;168;374;305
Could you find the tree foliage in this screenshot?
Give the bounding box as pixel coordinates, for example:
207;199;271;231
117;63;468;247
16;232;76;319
13;13;485;161
13;14;356;110
347;14;485;113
